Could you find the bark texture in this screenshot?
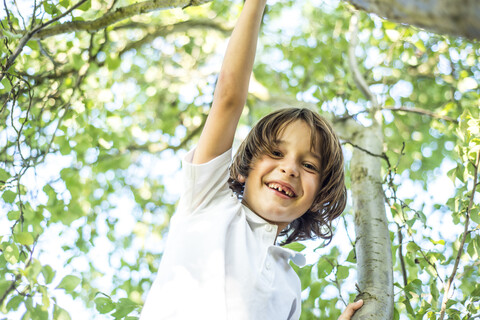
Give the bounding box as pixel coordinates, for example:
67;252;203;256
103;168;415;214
346;0;480;40
349;122;394;320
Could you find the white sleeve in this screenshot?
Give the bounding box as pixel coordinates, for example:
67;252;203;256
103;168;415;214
175;148;233;216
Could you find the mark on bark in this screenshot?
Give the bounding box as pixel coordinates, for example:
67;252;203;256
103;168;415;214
356;290;376;302
351;167;368;182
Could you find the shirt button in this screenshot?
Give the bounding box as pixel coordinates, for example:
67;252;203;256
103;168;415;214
265;262;271;270
265;224;273;232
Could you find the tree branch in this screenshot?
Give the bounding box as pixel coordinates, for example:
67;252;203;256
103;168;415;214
119;19;230;55
439;151;480;320
0;0;87;81
31;0;213;40
345;0;480;40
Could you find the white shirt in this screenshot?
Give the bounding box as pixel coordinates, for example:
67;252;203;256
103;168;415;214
140;148;306;320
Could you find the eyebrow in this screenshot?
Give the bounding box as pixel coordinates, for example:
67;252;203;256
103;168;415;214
273;139;322;162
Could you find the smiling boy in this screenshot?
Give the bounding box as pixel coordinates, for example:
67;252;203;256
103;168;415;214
239;120;321;230
139;0;363;318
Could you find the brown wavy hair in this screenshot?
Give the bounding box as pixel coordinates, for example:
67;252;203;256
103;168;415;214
229;108;346;245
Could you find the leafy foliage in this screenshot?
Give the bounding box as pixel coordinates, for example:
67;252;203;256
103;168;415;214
1;0;479;319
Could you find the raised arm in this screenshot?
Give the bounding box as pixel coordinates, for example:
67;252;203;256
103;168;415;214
192;0;267;164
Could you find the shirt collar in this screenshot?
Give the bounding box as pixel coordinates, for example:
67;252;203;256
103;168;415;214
243;204;276;228
243;205;306;267
284;248;306;267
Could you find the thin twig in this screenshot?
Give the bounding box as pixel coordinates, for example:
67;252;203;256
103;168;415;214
343;140;389;162
0;236;38;305
3;0;13;31
37;40;61;66
13;0;26;29
340;107;457;123
383;106;457;123
30;0;38;29
347;11;379;110
342;215;355;248
397;225;408;287
439;151;480;320
325;258;347;307
0;0;87;81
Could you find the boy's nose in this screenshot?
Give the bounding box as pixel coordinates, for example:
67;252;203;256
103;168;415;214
279;161;299;177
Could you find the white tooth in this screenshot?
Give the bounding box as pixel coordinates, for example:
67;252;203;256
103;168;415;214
278;186;283;192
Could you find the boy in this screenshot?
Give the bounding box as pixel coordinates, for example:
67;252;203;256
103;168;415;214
140;0;363;318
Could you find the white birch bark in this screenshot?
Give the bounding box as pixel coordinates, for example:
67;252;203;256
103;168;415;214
350;121;394;320
345;0;480;39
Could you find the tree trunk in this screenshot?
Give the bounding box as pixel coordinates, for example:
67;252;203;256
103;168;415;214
350;120;394;320
345;0;480;39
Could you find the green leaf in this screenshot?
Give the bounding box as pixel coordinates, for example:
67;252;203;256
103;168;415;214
0;167;10;181
106;55;121;71
406;279;423;295
42;265;55;284
77;0;91;11
14;231;34;245
59;0;71;8
383;21;397;30
470;207;480;224
111;298;138;318
43;1;52;14
317;258;334;278
429;239;445;246
430;282;439;304
2;190;17;203
406;241;420;253
54;305;72;320
95;297;115;314
346;248;356;263
414;40;426;52
3;243;19;264
43;2;60;15
26;259;42;283
284;242;306;252
336;265;349;280
38;284;50;308
1;29;22;42
467;240;477;259
0;280;11;298
6;295;23;311
473;236;480;259
402;297;415;315
298;264;313;290
7;210;20;221
56;275;81;292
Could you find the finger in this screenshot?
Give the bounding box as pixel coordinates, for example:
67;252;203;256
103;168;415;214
338;300;363;320
350;299;364;311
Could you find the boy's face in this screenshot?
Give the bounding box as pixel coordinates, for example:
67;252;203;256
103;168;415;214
239;120;321;233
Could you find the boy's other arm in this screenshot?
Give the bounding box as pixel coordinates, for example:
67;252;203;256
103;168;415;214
192;0;267;164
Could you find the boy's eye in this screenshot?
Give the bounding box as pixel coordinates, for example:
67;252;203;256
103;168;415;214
271;150;283;157
303;163;318;171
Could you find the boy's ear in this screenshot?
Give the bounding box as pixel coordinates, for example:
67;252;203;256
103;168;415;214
237;175;246;183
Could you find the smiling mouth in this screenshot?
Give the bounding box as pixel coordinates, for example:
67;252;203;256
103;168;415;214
267;182;296;198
